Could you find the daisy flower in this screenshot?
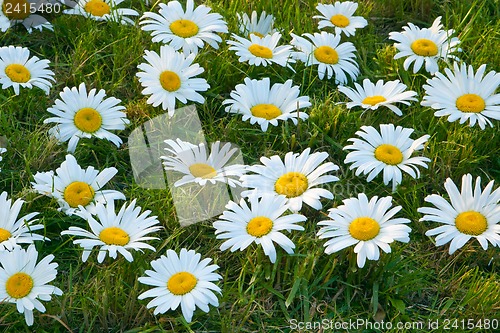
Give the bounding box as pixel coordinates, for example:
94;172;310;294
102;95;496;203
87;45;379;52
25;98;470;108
161;139;246;187
222;77;311;132
344;124;431;191
0;191;47;252
140;0;228;55
63;0;139;25
314;1;368;37
241;148;339;212
388;16;461;74
138;248;222;323
0;0;53;33
338;78;418;116
291;31;359;83
421;62;500;129
317;193;411;268
227;32;295;68
237;11;276;38
418;174;500;254
0;245;63;326
61;199;162;263
213;193;306;263
44;82;130;153
0;45;55;95
31;154;125;216
136;45;209;116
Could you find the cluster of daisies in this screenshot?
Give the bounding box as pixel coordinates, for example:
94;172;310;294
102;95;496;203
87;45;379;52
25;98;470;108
1;0;500;327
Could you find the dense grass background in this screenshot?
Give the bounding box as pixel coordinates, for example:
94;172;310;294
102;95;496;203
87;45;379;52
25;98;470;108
1;0;499;332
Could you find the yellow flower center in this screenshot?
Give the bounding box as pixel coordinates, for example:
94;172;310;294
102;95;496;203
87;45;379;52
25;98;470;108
99;226;130;246
248;44;273;59
410;38;438;56
4;64;31;83
0;228;12;242
63;181;95;208
362;95;387;106
159;71;181;92
170;19;199;38
2;0;30;20
249;31;264;38
167;271;198;295
246;216;273;237
250;103;282;120
5;272;34;299
275;172;309;198
455;211;487;236
314;46;339;64
349;217;380;241
188;163;217;179
74;107;103;133
330;14;350;27
84;0;111;17
374;144;403;165
455;94;486;113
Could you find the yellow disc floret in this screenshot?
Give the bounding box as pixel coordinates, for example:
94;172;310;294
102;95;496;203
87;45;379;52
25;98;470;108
330;14;350;28
189;163;217;179
246;216;273;237
99;226;130;246
2;0;30;20
374;144;404;165
248;44;273;59
455;94;486;113
349;217;380;241
275;172;309;198
5;272;34;299
63;181;95;208
74;107;103;133
167;271;198;295
314;46;339;64
250;104;282;120
410;38;438;56
170;19;200;38
84;0;111;17
455;211;487;236
160;71;182;92
4;64;31;83
362;95;387;106
0;228;12;242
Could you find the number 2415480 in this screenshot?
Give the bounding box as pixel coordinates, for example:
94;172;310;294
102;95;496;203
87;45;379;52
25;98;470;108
4;2;62;14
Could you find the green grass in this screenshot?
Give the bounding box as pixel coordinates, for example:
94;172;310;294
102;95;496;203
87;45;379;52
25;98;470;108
1;0;500;332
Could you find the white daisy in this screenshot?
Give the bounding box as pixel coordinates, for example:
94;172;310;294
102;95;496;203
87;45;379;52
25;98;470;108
344;124;431;191
317;193;411;268
63;0;139;25
227;32;295;68
222;77;311;132
136;45;209;117
140;0;228;55
338;78;418;116
0;0;53;33
314;1;368;37
138;248;222;323
290;31;359;83
0;245;63;326
388;16;461;74
241;148;339;212
44;82;130;153
0;191;47;252
61;199;162;263
421;62;500;129
418;174;500;254
161;139;246;187
237;11;276;38
31;154;125;216
213;193;306;263
0;45;55;95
